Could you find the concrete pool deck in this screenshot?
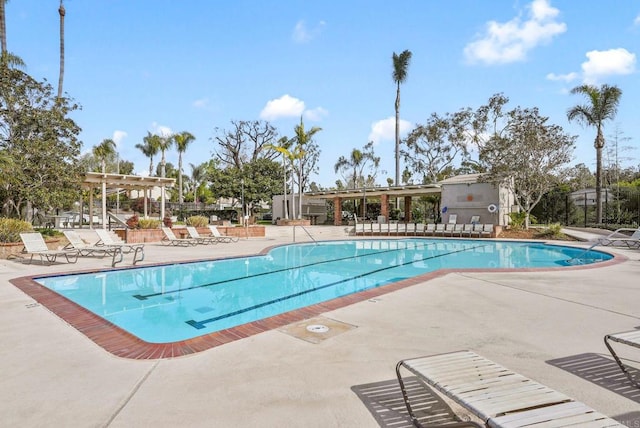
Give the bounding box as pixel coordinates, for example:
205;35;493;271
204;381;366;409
1;226;639;427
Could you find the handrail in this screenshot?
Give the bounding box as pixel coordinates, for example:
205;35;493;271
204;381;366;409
293;225;317;244
106;211;129;229
567;241;601;265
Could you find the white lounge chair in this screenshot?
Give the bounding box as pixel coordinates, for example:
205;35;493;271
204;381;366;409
396;350;624;428
207;225;239;243
161;227;199;247
63;230;115;257
597;227;640;249
94;229;144;265
185;226;217;245
19;232;79;265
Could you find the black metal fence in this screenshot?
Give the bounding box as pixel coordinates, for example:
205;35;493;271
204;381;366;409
533;188;640;228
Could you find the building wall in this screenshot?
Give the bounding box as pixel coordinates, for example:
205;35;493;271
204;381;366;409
440;181;513;226
272;195;328;224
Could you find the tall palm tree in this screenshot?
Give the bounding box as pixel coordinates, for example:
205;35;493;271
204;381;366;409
392;50;412;188
267;136;293;219
334;141;380;217
173;131;195;204
292;117;321;219
135;132;161;176
0;0;24;69
567;84;622;224
57;0;65;100
334;142;380;189
189;163;206;206
157;133;173;178
92;138;116;173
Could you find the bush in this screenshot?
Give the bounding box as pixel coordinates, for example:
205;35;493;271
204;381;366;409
138;219;161;229
126;213;139;229
0;218;34;243
186;215;209;227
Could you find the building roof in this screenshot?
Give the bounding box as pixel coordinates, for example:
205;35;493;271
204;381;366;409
82;172;176;190
304;183;441;200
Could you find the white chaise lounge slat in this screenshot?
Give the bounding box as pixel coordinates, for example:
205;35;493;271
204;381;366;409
396;350;623;428
488;401;623;428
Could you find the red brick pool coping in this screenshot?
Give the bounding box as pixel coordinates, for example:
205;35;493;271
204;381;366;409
9;243;626;360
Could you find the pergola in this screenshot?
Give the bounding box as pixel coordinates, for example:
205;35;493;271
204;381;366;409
82;172;176;228
305;184;441;225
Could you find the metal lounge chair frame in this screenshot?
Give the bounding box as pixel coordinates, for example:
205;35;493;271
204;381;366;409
604;329;640;389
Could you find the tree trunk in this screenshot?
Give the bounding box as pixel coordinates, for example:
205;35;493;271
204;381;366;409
595;131;604;224
0;0;7;55
57;2;65;100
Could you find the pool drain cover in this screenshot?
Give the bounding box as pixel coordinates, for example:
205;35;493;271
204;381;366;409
306;324;330;333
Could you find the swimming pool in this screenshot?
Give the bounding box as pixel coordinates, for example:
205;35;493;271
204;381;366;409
31;239;611;345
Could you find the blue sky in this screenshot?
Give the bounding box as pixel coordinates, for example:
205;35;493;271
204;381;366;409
6;0;640;187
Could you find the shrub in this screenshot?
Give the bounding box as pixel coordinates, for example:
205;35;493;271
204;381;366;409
126;213;139;229
138;219;161;229
186;215;209;227
0;218;34;243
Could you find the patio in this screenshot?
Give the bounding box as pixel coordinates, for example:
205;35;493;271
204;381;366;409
0;226;639;427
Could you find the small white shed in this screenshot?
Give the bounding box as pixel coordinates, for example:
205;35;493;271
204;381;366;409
439;174;515;226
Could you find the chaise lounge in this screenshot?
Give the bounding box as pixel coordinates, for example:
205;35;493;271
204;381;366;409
396;350;623;427
19;232;79;265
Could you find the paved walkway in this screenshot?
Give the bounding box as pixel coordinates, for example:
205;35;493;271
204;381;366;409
1;226;639;427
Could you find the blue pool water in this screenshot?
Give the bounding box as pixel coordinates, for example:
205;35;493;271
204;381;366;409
34;239;611;343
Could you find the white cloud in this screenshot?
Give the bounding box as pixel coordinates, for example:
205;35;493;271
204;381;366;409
368;117;413;144
635;14;640;25
112;130;127;146
292;19;326;44
545;71;578;82
151;122;173;137
304;107;328;122
260;94;305;120
464;0;566;65
192;98;208;108
581;48;636;84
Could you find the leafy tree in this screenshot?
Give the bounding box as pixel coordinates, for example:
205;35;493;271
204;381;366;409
0;65;82;219
173;130;195;204
212;120;279;169
392;49;412;189
135;132;160;176
565;163;595;191
334;141;380;188
92;138;116;173
567;84;622;223
480;106;576;228
402;111;471;184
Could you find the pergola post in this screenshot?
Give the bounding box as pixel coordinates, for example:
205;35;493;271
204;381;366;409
333;197;342;226
404;196;412;222
380;194;389;222
101;180;107;229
